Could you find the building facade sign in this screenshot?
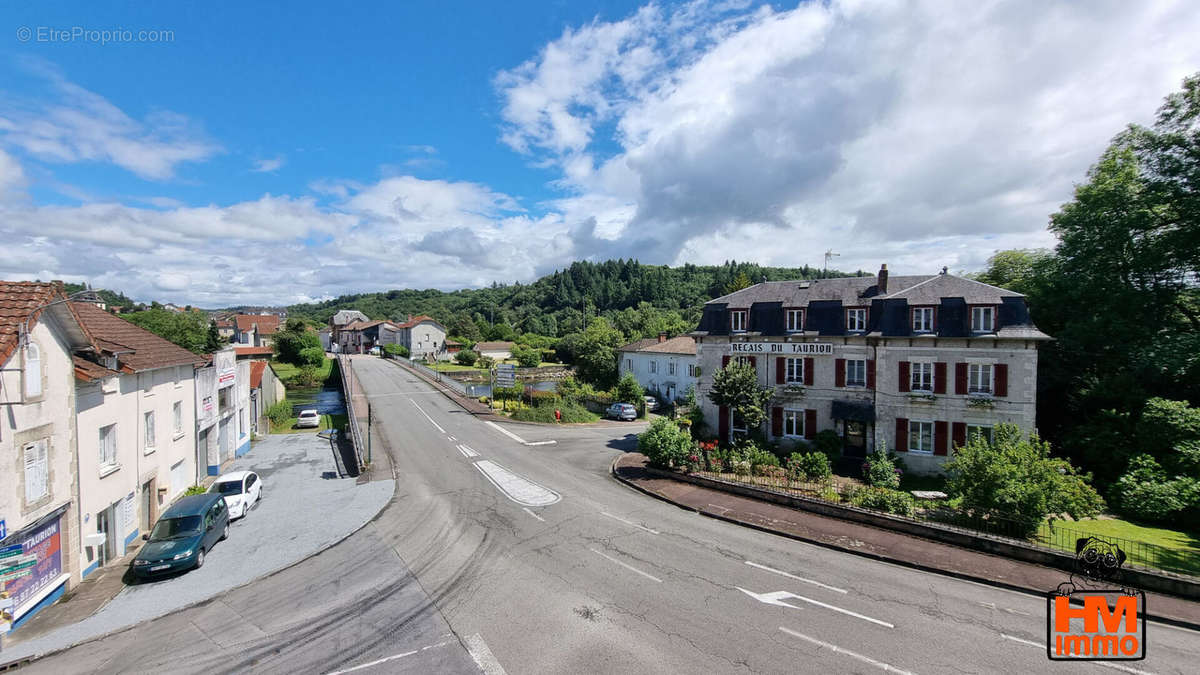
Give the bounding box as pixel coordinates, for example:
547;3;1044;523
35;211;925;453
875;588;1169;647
8;516;63;617
728;342;833;355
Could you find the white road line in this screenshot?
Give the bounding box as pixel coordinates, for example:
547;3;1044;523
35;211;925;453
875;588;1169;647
448;435;456;441
473;459;561;507
525;440;557;446
779;627;916;675
464;633;508;675
485;420;557;446
1000;633;1157;675
409;399;445;433
590;548;663;583
737;587;894;628
744;561;848;594
458;444;480;458
522;507;545;522
600;511;660;535
324;639;455;675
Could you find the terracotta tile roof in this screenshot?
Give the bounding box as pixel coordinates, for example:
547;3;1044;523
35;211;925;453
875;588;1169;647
618;336;696;355
473;341;514;352
249;361;266;389
236;314;282;335
343;319;393;331
233;346;275;357
73;355;120;382
0;281;68;366
71;301;205;372
395;315;440;329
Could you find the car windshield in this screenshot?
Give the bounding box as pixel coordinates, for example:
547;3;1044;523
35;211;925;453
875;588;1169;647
300;411;317;418
213;480;243;495
149;515;202;540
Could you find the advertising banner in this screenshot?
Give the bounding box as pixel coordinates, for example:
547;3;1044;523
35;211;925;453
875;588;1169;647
5;516;63;617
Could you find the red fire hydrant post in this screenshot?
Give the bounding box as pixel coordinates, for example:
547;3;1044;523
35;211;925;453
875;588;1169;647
555;409;562;422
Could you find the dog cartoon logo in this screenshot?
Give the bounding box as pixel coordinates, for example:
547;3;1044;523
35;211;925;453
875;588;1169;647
1047;537;1145;661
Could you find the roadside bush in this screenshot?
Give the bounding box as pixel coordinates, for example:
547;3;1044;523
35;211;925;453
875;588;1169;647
613;373;645;413
511;400;596;423
511;344;541;368
266;399;292;430
383;343;409;358
638;417;693;468
299;347;325;367
184;485;207;496
1110;454;1200;523
851;486;916;517
477;355;495;370
863;444;902;489
454;349;478;366
787;451;832;482
294;365;320;387
812;429;842;460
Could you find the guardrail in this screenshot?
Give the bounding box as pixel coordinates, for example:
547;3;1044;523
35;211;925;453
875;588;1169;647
386;355;473;396
338;354;366;472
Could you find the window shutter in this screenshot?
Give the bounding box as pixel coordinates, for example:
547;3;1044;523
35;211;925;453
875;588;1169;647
932;306;938;333
804;358;814;385
994;363;1008;397
804;409;817;440
771;407;783;437
776;357;785;384
952;422;967;450
955;363;968;395
934;421;949;456
718;406;729;442
835;358;846;387
898;361;910;392
24;444;38;503
721;355;730;369
895;418;908;452
747;356;756;370
866;360;876;389
933;362;947;394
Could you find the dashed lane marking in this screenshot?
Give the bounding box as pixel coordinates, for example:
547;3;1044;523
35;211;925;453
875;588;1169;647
324;639;456;675
599;511;660;535
464;633;508;675
1000;633;1157;674
744;560;848;594
522;507;545;522
737;587;894;628
410;399;445;433
457;444;480;458
779;627;915;674
589;548;663;583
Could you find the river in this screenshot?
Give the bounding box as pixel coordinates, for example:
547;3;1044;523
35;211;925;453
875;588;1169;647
287;383;346;416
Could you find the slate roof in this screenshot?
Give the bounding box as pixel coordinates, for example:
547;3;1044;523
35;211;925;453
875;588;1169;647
236;314;281;335
342;320;394;331
708;273;1022;308
395;315;441;329
618;336;697;355
331;310;369;326
71;301;205;373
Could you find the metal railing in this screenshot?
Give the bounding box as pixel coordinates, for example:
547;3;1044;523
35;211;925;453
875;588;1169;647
388;356;473;396
339;354;366;471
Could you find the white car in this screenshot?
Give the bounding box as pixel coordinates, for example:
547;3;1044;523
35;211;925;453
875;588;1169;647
296;409;321;428
209;471;263;519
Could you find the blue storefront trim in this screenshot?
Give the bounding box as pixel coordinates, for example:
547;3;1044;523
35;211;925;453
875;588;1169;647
81;559;100;579
124;529;139;547
11;583;66;631
234;437;251;458
207;464;219;476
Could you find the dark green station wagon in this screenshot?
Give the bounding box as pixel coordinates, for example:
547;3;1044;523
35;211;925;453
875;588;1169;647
131;493;229;578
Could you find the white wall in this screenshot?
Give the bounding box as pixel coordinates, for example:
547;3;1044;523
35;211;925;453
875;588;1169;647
617;350;698;402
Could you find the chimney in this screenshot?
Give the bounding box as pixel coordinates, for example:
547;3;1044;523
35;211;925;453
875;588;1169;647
658;332;667;343
877;264;888;294
407;314;413;321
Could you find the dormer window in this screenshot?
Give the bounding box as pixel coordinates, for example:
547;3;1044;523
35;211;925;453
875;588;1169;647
730;310;747;333
785;309;804;333
912;307;934;333
846;308;867;332
971;306;995;333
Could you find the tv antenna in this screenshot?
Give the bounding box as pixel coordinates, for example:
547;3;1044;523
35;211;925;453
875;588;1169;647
823;249;840;274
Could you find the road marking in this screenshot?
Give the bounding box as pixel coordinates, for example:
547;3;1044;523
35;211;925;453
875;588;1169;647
458;444;480;458
448;435;456;441
464;633;508;675
485;421;557;446
779;627;915;674
324;639;455;674
737;587;894;628
589;548;663;583
473;459;561;507
410;400;445;433
600;511;660;535
744;561;848;594
1000;633;1157;674
522;507;545;522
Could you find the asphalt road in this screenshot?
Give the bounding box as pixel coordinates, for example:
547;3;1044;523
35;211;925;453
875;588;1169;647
26;357;1200;674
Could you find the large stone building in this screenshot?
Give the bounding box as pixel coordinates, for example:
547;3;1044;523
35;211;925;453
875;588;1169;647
692;265;1049;474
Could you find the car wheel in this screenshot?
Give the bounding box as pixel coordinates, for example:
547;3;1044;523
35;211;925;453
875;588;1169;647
221;523;229;540
195;549;205;569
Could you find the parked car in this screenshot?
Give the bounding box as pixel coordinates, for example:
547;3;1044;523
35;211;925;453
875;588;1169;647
643;395;660;412
606;402;638;421
131;494;229;578
296;409;320;428
209;470;263;519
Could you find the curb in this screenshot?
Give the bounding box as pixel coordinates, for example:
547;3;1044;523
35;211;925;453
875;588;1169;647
608;456;1200;633
1;475;398;669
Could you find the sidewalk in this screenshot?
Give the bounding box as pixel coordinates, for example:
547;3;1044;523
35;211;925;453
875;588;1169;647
344;355;394;484
612;452;1200;630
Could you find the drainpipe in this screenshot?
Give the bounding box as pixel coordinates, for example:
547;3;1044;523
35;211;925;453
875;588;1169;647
872;340;879;451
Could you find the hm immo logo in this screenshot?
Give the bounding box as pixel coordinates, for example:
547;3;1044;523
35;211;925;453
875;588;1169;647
1047;537;1146;661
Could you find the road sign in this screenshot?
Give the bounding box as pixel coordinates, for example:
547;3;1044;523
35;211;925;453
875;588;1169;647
0;518;6;540
0;559;37;574
0;545;22;560
494;364;516;387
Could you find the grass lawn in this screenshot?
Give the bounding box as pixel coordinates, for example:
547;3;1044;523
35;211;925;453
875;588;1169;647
271;358;337;386
272;413;348;434
428;362;485;372
1040;517;1200;577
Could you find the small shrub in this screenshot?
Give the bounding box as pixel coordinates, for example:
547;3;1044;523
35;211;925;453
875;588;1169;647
478;355;495;369
383;343;409;358
266;399;292;429
732;459;752;476
637;417;693;468
787;451;832;482
294;365;320;387
812;429;842;459
184;485;207;496
455;349;479;366
851;486;916;517
863;445;902;489
299;347;325;367
511;344;541;368
817;485;841;503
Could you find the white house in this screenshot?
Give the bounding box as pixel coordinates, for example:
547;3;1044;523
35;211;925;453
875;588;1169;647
69;302;202;580
386;315;447;361
194;348;251;478
0;281;90;631
617;334;698;403
473;341;514;361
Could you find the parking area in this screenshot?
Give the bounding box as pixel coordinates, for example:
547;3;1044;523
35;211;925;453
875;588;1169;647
4;434;394;661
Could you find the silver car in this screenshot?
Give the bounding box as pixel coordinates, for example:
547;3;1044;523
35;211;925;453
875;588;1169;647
296;409;321;428
607;403;637;421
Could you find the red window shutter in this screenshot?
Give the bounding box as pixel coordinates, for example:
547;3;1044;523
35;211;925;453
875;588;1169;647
895;418;908;452
955;363;968;395
771;407;783;437
952;422;967;450
934;421;949;456
776;357;785;384
722;355;730;369
934;362;947;394
994;363;1008;397
718;406;730;443
804;409;817;440
748;356;756;370
898;361;910;392
866;359;876;389
835;358;846;387
804;358;814;385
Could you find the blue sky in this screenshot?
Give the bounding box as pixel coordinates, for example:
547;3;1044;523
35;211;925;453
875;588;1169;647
1;1;1197;306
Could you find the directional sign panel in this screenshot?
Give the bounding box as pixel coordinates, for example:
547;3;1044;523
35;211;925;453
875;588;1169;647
0;544;23;559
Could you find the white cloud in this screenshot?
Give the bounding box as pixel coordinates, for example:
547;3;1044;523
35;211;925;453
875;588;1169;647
251;156;285;173
0;149;26;200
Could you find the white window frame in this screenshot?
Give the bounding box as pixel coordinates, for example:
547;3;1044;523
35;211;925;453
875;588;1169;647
649;360;657;374
730;310;747;333
783;409;804;438
99;424;118;472
24;342;42;399
144;411;156;453
23;439;49;504
845;359;867;387
173;401;183;437
911;362;934;392
173;366;182;388
909;420;934;454
784;357;804;384
971;306;995;333
786;309;804;333
966;424;994;445
912;307;934;333
668;360;676;376
846;308;867;332
968;363;994;395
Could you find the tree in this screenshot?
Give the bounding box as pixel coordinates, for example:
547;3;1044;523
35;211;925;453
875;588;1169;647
706;360;773;439
972;249;1053;296
723;271;753;295
570;317;625;388
511;344;541;368
455;349;479;366
613;372;645;413
274;319;322;365
637;417;693;468
944;424;1104;536
123;309;220;355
